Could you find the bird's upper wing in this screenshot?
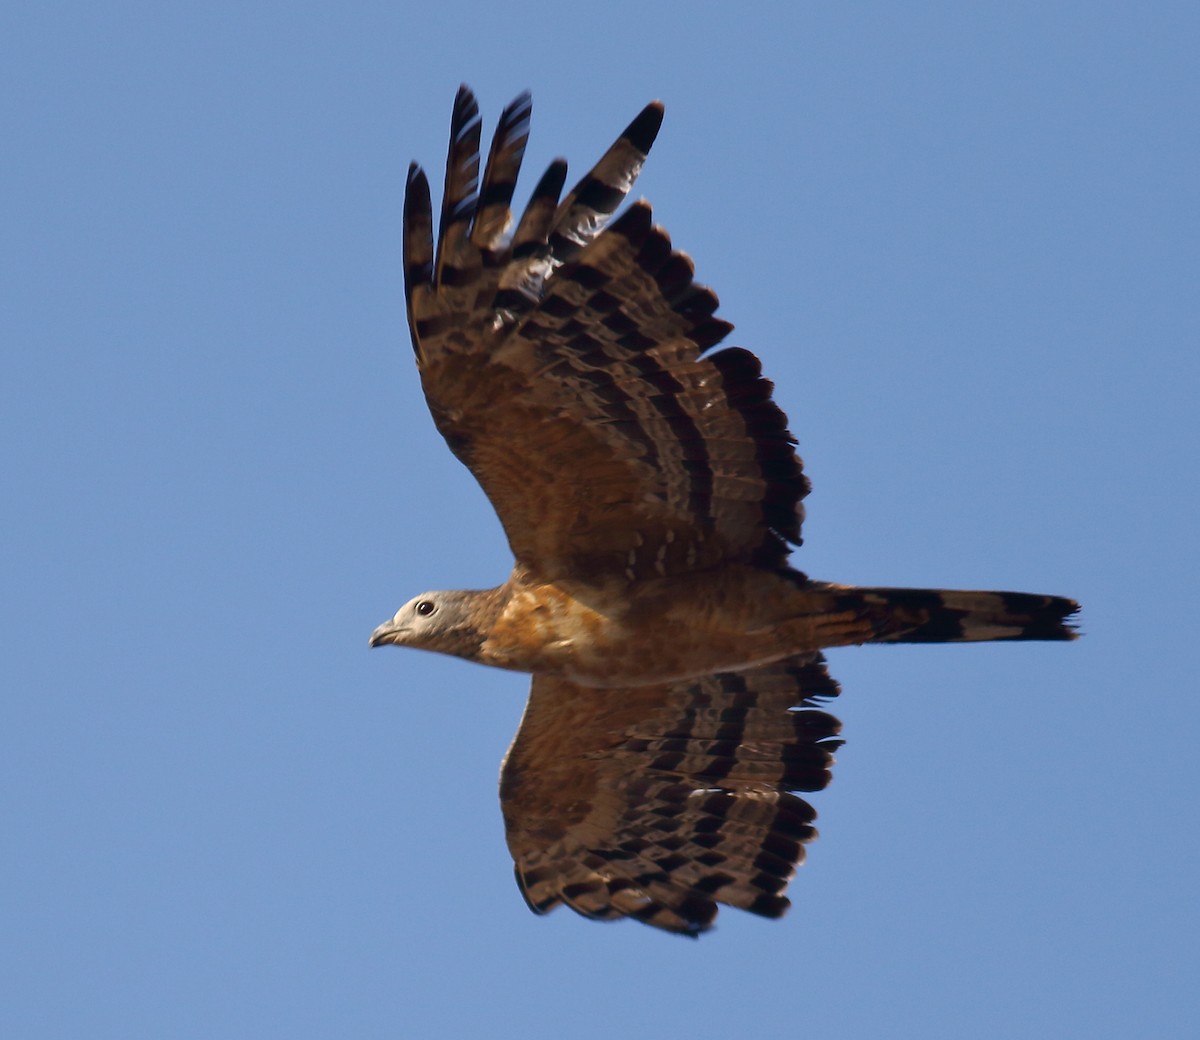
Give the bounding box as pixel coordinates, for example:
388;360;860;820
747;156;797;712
404;88;810;584
498;656;842;936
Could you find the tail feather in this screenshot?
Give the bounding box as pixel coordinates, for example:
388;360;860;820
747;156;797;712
822;586;1080;645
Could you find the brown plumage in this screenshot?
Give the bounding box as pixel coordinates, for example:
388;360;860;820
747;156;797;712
370;87;1079;936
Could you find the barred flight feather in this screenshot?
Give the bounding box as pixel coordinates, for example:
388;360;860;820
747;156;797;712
470;91;532;251
499;657;842;936
404;87;810;581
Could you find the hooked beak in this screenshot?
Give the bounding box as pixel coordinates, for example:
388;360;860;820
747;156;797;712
369;619;406;648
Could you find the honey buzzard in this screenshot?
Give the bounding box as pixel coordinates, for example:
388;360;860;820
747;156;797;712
369;88;1078;936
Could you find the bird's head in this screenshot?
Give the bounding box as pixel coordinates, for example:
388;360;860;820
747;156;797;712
368;590;491;662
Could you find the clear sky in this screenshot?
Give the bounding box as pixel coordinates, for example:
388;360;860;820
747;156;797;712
3;2;1197;1037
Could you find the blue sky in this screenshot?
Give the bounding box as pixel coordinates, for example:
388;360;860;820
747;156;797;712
3;2;1197;1037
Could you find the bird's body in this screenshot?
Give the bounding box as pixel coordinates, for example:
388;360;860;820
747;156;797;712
370;87;1078;935
424;564;821;686
380;565;1073;689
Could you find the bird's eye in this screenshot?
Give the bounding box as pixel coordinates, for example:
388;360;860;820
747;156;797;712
415;600;436;617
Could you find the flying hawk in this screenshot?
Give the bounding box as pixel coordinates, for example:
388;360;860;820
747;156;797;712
370;88;1078;936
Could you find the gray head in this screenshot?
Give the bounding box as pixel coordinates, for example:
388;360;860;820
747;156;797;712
368;589;494;663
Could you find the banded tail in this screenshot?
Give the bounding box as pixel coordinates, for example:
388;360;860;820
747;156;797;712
814;586;1080;646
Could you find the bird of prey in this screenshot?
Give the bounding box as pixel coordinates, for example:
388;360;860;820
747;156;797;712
369;87;1078;936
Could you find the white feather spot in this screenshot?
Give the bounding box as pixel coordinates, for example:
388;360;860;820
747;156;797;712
654;544;668;576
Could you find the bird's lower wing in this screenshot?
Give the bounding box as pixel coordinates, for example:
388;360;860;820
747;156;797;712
498;656;842;936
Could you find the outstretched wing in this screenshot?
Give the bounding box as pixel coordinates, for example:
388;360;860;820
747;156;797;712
405;88;810;584
498;656;843;936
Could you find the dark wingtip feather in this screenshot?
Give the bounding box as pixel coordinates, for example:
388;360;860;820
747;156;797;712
625;101;665;154
446;86;481;171
404;162;430;223
402;163;434;352
452;82;477;117
511;158;569;251
505;89;533;118
471;91;534;249
434;86;483;286
538;158;569;199
609;198;654;242
404;161;431;223
546;102;665;266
